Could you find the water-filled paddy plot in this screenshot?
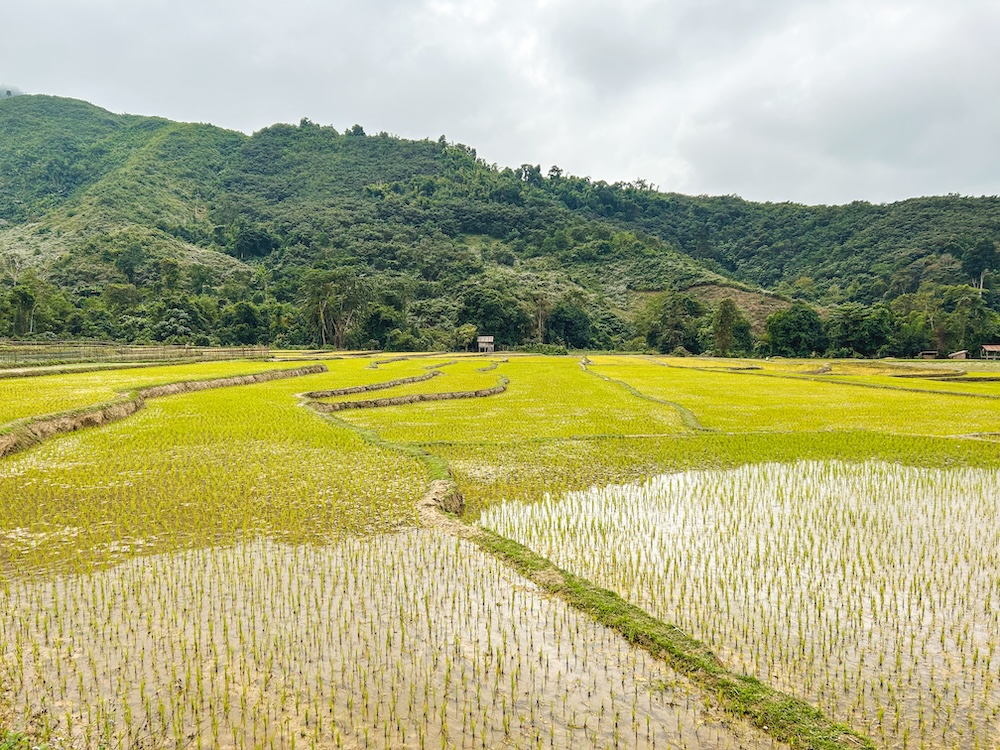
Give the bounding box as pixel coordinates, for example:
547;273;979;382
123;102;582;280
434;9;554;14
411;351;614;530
2;532;777;749
482;461;1000;750
1;353;999;749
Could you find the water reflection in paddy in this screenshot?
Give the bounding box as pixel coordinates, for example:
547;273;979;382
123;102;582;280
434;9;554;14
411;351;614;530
0;530;780;749
481;461;1000;750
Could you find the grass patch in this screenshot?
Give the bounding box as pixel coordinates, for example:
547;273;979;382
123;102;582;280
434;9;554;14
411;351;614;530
0;732;34;750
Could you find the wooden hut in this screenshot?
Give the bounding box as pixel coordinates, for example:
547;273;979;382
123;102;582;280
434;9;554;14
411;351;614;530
982;344;1000;360
477;335;495;354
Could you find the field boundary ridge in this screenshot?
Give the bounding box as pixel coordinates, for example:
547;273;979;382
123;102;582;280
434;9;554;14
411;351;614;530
308;375;509;413
302;370;442;399
0;364;327;460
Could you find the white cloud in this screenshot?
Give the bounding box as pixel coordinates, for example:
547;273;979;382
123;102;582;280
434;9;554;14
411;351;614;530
2;0;998;203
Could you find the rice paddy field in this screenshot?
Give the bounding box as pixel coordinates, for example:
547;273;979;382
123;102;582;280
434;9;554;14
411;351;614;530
2;352;1000;750
0;360;310;427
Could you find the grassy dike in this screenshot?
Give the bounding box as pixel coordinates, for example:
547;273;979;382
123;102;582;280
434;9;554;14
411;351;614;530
304;391;876;750
474;529;872;750
581;361;711;431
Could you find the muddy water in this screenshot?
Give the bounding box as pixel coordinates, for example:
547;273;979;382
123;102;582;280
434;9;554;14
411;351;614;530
481;461;1000;750
0;530;781;749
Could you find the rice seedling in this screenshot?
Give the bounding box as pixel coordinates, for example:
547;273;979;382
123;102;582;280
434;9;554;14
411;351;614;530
0;359;314;428
5;352;998;749
480;460;1000;750
0;370;427;571
1;355;790;748
0;522;781;749
587;356;1000;435
654;357;946;378
339;358;688;445
822;373;1000;398
315;359;499;404
438;430;1000;522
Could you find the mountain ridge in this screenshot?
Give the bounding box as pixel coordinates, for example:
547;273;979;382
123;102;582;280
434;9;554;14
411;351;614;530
0;94;996;355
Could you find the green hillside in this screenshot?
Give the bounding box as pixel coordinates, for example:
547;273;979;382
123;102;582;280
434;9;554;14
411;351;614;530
0;94;997;355
546;183;1000;301
0;96;131;220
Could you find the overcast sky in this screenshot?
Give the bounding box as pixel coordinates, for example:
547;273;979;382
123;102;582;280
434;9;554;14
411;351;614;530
3;0;999;205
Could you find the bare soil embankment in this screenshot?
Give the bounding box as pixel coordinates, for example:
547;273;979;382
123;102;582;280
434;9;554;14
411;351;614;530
302;371;442;399
308;376;509;413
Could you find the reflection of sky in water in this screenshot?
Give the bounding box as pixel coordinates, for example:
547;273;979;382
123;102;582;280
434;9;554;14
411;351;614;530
0;530;780;750
482;460;1000;750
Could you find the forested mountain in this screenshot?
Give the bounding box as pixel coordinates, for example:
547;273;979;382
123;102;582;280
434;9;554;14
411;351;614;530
551;184;1000;302
1;94;997;355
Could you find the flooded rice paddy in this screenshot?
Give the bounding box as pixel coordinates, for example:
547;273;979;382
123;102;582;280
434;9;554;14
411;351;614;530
481;460;1000;750
6;356;1000;749
0;530;779;750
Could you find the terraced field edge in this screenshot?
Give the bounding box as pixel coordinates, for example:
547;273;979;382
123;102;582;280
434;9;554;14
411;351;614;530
0;364;327;460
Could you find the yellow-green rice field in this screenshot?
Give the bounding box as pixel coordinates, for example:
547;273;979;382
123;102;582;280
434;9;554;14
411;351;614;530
2;353;1000;750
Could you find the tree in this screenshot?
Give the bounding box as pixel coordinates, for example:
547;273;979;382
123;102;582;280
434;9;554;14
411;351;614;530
0;252;24;284
824;303;868;355
359;304;408;350
517;164;543;186
859;304;894;356
532;292;551;343
229;223;278;259
546;296;592;349
937;285;996;352
9;285;36;335
765;303;826;357
187;265;216;295
218;301;265;345
301;270;334;347
300;268;371;348
114;244;146;284
103;283;141;312
458;286;531;346
152;307;195;342
893;283;999;353
159;258;181;291
455;323;478;351
637;292;706;354
891;311;932;357
826;303;895;357
710;298;752;356
960;239;997;291
263;300;299;345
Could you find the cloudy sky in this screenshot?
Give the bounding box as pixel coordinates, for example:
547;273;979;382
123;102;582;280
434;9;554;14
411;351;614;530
3;0;999;205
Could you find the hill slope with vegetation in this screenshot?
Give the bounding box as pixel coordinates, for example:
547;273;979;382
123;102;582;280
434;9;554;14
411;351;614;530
0;94;997;356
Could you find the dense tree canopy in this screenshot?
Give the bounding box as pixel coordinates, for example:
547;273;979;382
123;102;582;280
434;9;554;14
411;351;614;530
765;304;827;357
0;94;998;356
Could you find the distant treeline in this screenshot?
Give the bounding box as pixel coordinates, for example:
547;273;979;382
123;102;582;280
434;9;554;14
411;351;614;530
0;94;997;355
